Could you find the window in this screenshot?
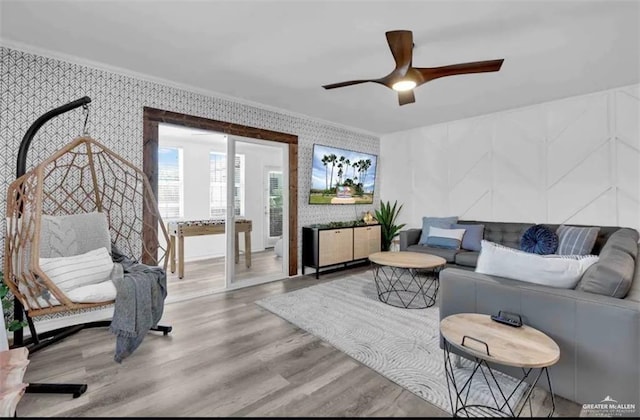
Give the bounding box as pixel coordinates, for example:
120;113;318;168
157;147;183;219
268;171;283;238
210;152;245;218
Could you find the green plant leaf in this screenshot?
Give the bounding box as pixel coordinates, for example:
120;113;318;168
8;320;27;332
375;200;406;251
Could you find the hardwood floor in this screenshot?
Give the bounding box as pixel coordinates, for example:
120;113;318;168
17;267;581;417
166;249;285;301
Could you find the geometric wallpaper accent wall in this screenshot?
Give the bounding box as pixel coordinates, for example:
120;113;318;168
0;46;380;266
381;84;640;233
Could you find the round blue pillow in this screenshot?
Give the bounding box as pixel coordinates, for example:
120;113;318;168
520;225;558;255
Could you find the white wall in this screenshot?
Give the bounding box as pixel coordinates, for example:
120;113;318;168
380;84;640;232
159;131;283;261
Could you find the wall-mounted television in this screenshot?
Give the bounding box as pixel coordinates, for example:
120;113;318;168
309;144;378;205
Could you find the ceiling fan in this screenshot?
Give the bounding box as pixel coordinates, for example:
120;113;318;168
322;30;504;106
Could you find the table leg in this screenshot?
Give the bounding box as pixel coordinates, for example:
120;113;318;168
178;235;184;279
235;232;239;264
170;235;176;274
443;339;555;417
245;230;251;268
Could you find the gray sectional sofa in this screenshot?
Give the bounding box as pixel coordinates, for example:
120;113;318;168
399;221;619;269
400;221;640;406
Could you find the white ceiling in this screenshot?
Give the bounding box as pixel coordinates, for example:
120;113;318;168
1;0;638;134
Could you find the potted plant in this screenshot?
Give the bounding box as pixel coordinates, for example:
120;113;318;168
375;200;406;251
1;271;26;333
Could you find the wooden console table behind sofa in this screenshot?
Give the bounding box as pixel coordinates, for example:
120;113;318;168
167;219;252;279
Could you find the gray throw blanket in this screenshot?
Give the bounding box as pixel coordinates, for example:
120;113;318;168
109;244;167;363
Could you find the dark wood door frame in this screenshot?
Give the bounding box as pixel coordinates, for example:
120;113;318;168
142;107;298;276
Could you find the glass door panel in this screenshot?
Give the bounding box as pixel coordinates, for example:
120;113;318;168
158;123;228;302
227;136;287;288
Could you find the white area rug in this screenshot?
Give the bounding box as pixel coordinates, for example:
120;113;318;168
256;272;526;415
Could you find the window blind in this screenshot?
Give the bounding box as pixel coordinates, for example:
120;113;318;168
158;147;183;219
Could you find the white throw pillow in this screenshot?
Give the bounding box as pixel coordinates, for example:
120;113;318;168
39;247;114;293
476;240;598;289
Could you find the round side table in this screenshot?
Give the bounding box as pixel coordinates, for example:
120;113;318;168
368;251;446;309
440;313;560;417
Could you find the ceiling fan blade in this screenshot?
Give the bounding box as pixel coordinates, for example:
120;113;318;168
322;79;378;89
398;90;415;106
385;30;413;75
416;59;504;83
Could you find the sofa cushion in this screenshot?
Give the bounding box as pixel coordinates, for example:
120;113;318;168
418;216;458;245
425;226;466;249
452;223;484;252
625;244;640;302
455;251;479;267
406;245;458;262
578;247;635;298
481;222;534;249
476;240;599;289
556;225;600;255
520;224;558;255
605;228;639;259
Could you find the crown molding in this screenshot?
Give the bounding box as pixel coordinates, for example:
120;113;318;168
0;38;379;138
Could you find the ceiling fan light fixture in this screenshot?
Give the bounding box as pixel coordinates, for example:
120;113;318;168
392;79;416;92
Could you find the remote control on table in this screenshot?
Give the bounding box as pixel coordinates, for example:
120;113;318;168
490;313;522;327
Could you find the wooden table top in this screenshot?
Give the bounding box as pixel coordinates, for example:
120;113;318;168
440;313;560;368
368;251;446;269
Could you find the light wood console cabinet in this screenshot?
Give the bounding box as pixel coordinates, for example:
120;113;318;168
302;224;381;278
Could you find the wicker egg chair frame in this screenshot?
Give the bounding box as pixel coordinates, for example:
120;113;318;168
5;136;171;317
4;98;172;398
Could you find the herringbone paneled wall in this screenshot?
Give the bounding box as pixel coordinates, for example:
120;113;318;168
381;85;640;232
0;46;380;263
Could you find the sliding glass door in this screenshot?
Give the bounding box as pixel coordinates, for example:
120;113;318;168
158;125;289;300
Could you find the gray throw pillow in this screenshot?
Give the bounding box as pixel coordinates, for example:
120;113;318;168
418;216;458;245
39;212;112;258
452;223;484;252
556;225;600;255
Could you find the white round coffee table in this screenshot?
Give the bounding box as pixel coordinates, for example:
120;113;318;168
368;251;446;309
440;313;560;417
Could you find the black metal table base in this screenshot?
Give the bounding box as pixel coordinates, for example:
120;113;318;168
372;263;441;309
26;383;88;399
443;340;556;417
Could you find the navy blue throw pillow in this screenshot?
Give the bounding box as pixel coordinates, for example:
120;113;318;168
520;225;558;255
